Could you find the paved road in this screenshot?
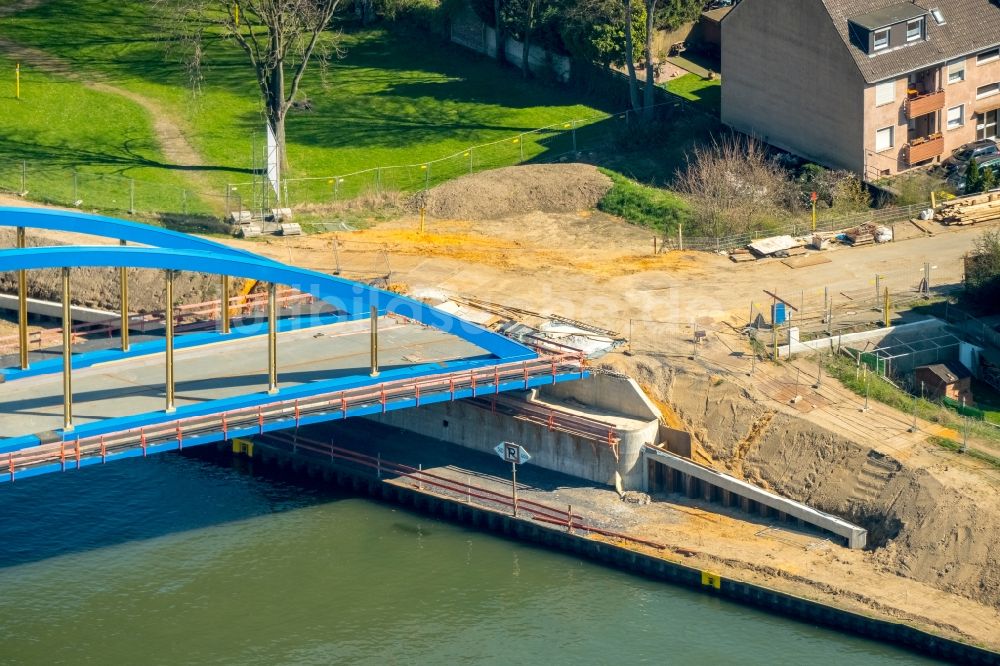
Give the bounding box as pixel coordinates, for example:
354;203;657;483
0;317;487;438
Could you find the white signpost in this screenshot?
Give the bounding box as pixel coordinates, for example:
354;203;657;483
495;442;530;517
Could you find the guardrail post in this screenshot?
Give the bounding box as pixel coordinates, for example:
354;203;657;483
62;267;74;432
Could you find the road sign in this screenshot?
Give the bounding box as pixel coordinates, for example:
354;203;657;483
495;441;531;465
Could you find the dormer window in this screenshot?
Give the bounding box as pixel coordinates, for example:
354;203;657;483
874;28;890;50
906;17;924;42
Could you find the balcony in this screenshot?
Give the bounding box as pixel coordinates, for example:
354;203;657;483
906;89;945;119
906;133;944;165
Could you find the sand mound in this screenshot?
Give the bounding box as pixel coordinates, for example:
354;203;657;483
414;163;613;220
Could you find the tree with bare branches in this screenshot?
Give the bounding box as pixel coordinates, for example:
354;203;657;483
161;0;342;171
675;135;797;237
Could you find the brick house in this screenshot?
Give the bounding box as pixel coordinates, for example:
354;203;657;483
720;0;1000;178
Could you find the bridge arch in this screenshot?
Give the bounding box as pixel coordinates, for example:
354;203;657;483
0;207;262;258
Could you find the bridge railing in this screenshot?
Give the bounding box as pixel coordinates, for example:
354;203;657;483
4;353;587;482
0;289;313;356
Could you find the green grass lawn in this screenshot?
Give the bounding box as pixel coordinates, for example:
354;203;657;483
665;73;721;115
0;54;212;217
4;1;613;206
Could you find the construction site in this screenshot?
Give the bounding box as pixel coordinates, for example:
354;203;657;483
3;164;1000;660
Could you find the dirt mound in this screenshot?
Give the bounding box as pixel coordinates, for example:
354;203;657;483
606;355;1000;612
0;230;228;313
414;163;613;220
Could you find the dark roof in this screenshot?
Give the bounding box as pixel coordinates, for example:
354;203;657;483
916;360;972;384
849;3;925;29
822;0;1000;83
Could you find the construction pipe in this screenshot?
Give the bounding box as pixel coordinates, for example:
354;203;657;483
370;305;379;377
267;281;278;394
16;226;28;370
165;270;175;413
61;267;73;432
222;275;231;334
119;239;130;352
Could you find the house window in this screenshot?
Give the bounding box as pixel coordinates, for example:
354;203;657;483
978;49;1000;65
875;126;894;152
906;17;924;42
930;8;945;24
947;105;965;130
977;83;1000;99
947;58;965;84
874;29;890;51
875;81;895;106
979;110;999;141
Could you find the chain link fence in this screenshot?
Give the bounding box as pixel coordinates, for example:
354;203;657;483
0;161;228;222
660;202;932;254
231;101;700;209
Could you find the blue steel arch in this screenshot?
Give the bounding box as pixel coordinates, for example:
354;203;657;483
0;207;264;260
0;245;535;361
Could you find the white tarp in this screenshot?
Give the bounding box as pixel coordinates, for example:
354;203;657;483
747;235;801;256
266;123;281;200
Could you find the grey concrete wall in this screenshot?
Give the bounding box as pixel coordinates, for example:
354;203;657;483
368;397;657;490
646;447;867;548
540;374;661;422
0;294;117;324
722;0;866;172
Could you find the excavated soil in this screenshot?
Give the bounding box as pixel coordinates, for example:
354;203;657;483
614;356;1000;612
0;229;225;312
412;163;613;220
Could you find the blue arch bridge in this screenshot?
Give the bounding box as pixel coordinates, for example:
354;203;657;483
0;207;586;483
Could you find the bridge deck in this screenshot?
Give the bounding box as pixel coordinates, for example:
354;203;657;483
0;316;488;439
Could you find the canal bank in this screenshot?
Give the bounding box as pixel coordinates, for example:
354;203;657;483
243;429;1000;665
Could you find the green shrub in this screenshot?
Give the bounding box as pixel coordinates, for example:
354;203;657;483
597;169;689;232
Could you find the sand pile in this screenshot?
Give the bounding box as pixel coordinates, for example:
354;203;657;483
413;163;613;220
0;229;227;312
616;357;1000;611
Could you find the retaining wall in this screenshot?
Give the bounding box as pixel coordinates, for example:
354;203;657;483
247;440;1000;665
646;447;867;549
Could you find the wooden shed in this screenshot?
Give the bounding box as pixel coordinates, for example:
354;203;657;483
914;361;973;404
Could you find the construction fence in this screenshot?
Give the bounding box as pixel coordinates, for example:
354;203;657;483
0;162;228;221
746;262;945;356
661;202;932;254
228;99;707;209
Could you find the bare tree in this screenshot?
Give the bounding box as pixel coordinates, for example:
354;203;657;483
675;135;796;237
161;0;343;171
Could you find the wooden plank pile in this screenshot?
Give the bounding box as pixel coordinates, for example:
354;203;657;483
845;223;877;246
936;191;1000;226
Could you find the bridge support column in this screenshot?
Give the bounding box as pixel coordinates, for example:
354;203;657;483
222;275;231;335
267;281;278;394
119;239;130;352
17;226;28;370
165;270;176;413
370;305;379;377
62;267;73;432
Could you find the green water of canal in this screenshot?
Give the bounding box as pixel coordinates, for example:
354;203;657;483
0;449;939;664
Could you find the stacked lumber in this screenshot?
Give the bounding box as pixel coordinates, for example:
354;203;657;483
845;223;876;246
936;192;1000;226
729;248;756;262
